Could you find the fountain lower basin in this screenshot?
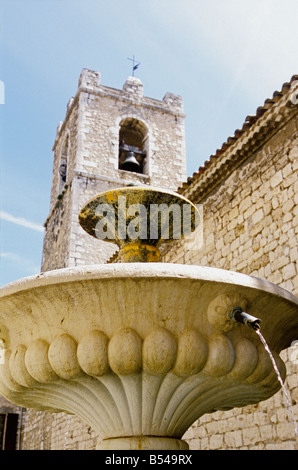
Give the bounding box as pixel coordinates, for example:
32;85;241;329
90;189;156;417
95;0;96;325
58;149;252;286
0;263;297;450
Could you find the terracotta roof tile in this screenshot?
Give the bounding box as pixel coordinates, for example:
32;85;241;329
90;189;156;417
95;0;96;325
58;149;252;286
178;75;298;194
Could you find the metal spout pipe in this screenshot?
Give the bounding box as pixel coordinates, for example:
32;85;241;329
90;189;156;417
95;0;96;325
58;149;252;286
229;306;262;331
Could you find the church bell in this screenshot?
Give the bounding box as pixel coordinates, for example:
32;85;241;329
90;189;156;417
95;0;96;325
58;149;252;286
120;151;141;173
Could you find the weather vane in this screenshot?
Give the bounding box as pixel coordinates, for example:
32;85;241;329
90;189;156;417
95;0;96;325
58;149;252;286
128;55;140;77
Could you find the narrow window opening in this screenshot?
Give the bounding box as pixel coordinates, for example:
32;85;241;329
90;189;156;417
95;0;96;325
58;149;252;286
58;134;69;193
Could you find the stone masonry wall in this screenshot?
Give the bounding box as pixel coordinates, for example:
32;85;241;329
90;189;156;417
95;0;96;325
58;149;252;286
41;93;80;271
19;410;98;450
163;112;298;450
22;108;298;451
75;76;187;188
42;69;187;271
19;73;298;451
20;70;189;449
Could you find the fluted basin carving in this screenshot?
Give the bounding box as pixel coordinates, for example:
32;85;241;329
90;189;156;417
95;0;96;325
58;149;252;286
0;187;298;450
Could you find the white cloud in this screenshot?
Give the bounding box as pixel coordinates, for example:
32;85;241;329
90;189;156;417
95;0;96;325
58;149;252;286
0;211;44;232
149;0;298;95
1;252;40;276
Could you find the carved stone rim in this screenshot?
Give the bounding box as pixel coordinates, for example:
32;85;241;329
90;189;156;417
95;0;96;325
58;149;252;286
1;263;297;306
1;264;297;353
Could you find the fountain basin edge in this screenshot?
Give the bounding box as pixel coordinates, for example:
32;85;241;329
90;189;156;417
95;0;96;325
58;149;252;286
0;263;297;449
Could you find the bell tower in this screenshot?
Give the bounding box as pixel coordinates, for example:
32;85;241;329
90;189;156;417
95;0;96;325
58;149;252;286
42;69;187;270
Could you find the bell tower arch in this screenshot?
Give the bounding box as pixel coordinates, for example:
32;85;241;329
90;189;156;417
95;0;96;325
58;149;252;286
42;69;187;270
118;116;149;174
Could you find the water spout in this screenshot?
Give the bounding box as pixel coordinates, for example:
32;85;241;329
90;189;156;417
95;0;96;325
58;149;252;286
229;306;261;331
230;306;298;437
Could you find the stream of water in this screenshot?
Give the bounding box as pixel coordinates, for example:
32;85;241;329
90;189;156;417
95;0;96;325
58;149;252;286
256;329;298;437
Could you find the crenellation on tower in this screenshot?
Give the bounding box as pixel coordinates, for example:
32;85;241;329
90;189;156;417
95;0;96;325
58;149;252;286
162;91;184;113
78;68;101;90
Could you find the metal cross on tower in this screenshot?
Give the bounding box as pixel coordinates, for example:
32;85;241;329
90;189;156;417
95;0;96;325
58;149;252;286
128;55;140;77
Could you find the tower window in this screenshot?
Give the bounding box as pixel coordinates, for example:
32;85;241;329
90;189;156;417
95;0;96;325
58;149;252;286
58;134;70;193
118;118;148;174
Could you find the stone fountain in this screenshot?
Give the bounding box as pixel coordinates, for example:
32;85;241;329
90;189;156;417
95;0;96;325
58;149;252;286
0;186;298;450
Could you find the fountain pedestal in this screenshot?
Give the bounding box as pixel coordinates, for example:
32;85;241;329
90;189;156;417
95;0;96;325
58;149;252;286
100;437;189;450
0;187;297;450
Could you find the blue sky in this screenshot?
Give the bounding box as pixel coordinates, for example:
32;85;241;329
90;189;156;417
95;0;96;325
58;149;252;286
1;0;298;285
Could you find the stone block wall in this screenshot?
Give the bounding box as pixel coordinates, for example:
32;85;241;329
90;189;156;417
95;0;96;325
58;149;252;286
42;69;187;271
163;110;298;450
74;73;186;187
19;70;189;449
18;73;298;451
19;410;98;450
